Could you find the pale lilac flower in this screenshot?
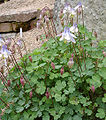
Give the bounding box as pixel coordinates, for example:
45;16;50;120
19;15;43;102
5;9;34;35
0;45;11;66
36;20;41;29
58;27;76;43
0;35;4;46
17;40;22;47
63;3;71;14
70;23;78;33
74;2;84;14
0;45;11;59
70;8;76;17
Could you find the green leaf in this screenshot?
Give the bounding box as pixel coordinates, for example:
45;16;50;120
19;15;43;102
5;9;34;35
43;112;50;120
55;93;61;102
62;72;69;78
55;80;66;91
5;109;12;114
39;63;46;67
54;115;60;120
87;74;102;88
68;78;75;93
25;89;32;93
73;115;82;120
36;81;46;95
96;108;105;119
63;114;72;120
23;111;30;119
16;106;24;113
102;94;106;103
55;65;62;69
18;99;25;106
24;100;31;109
19;91;24;98
86;59;94;70
99;67;106;79
85;109;92;116
69;96;79;105
49;108;56;116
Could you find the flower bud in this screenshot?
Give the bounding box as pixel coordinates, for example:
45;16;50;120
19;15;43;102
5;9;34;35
77;7;82;15
61;20;64;26
5;38;11;47
36;20;41;29
7;80;10;86
12;45;15;54
17;83;20;88
91;85;95;93
60;67;64;75
49;9;53;18
0;66;4;73
20;76;25;87
71;53;74;58
68;54;74;68
30;91;33;98
80;47;83;53
94;31;97;38
29;56;32;62
51;62;55;70
44;16;49;23
59;13;64;19
68;58;74;68
45;88;50;99
103;51;106;57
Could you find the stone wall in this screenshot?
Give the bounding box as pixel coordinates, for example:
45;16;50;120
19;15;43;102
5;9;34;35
53;0;106;40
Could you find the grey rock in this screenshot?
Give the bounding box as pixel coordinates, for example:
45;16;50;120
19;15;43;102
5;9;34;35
53;0;106;40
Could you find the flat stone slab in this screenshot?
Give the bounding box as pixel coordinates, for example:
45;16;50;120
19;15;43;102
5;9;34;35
0;0;54;22
0;9;39;22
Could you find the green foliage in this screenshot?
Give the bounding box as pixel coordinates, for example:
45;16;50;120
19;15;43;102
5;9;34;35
0;5;106;120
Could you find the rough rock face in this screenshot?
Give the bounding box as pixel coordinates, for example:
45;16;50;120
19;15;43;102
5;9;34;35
53;0;106;40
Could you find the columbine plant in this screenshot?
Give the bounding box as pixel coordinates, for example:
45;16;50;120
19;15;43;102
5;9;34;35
0;2;106;120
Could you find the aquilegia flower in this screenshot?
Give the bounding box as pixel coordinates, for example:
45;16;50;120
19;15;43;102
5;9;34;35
70;8;76;17
0;36;4;47
63;3;72;13
0;45;11;59
70;23;78;33
58;27;76;43
74;2;84;14
0;45;11;66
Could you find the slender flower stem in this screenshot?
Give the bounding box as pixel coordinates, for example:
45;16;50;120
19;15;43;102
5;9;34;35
82;9;84;27
82;49;86;70
78;32;82;46
50;19;56;37
72;43;82;72
46;22;53;38
0;72;9;91
42;25;47;38
77;10;78;24
0;97;8;107
69;70;76;85
51;18;57;35
50;94;53;105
